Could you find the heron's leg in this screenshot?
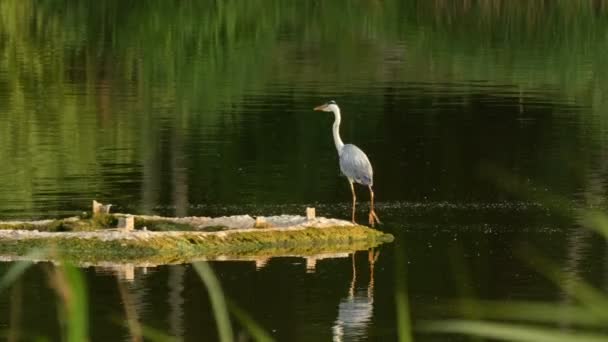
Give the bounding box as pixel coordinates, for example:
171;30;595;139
368;248;380;299
368;185;381;227
349;252;356;298
349;180;357;224
368;248;380;265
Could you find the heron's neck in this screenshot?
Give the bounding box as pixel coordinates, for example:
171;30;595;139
332;107;345;153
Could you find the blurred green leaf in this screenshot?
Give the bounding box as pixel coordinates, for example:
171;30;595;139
434;300;605;327
59;263;89;342
419;320;608;342
228;299;274;342
193;262;233;342
394;237;412;342
520;248;608;321
140;325;179;342
0;249;46;293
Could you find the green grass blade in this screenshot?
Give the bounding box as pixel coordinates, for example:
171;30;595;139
576;209;608;239
0;261;31;294
193;262;234;342
228;299;274;342
394;240;412;342
521;249;608;321
140;325;179;342
433;300;605;327
419;320;608;342
112;317;178;342
61;263;89;342
0;249;46;293
32;336;51;342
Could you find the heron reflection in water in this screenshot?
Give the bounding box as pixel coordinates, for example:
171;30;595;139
332;249;380;341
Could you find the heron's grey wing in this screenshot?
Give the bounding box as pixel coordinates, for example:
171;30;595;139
339;144;374;186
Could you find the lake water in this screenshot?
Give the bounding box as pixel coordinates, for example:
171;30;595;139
1;1;608;340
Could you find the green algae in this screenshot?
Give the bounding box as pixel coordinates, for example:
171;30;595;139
0;226;394;265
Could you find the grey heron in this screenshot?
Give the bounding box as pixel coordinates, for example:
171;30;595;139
314;100;381;227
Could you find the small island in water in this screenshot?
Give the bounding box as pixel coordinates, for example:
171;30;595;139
0;201;394;267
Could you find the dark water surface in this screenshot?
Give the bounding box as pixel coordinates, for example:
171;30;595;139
1;1;608;340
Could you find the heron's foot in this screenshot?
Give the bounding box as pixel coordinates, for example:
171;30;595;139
368;210;381;227
351;218;358;225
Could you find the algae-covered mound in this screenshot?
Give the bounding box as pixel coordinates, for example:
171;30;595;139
0;214;394;265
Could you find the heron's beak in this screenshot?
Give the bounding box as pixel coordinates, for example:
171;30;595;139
313;104;326;111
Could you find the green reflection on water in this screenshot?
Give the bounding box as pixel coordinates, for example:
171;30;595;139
0;1;607;217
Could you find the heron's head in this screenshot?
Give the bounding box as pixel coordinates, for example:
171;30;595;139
313;100;338;112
